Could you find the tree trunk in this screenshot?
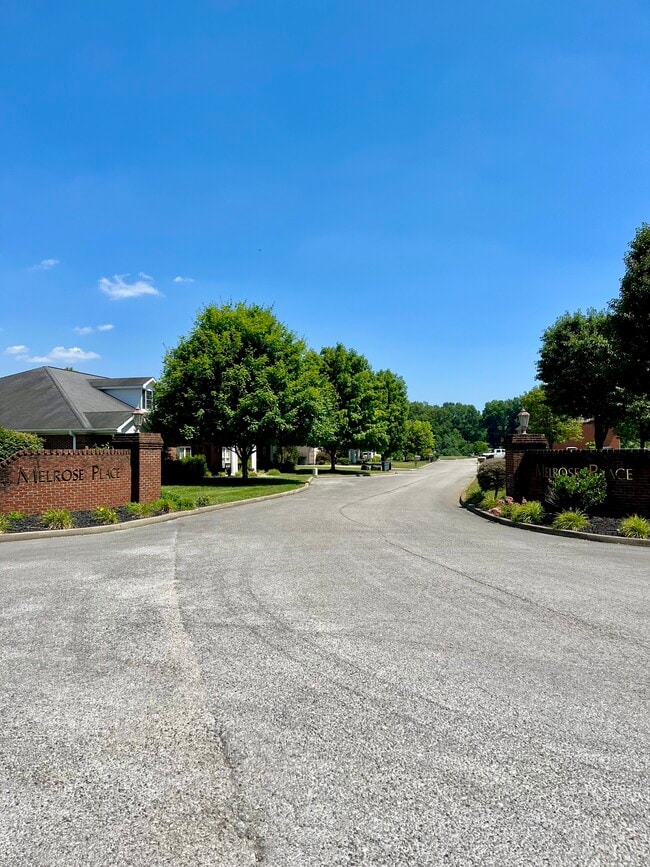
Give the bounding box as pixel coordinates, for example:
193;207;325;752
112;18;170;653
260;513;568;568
594;419;608;450
235;445;251;480
329;449;336;472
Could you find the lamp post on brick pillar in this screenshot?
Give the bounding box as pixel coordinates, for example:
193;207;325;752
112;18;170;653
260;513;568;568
504;432;549;501
115;411;163;503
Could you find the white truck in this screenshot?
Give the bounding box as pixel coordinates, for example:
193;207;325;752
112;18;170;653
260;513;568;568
477;448;506;463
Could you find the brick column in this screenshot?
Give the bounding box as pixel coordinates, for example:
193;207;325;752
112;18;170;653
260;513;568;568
114;433;164;503
505;434;549;501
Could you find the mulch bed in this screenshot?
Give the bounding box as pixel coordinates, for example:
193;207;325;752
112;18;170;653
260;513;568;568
3;506;163;535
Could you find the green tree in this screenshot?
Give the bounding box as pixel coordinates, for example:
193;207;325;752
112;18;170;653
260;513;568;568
373;369;409;459
403;419;435;458
317;344;378;471
481;398;521;448
408;401;484;456
441;402;485;444
614;397;650;448
152;302;322;479
519;385;583;448
609;223;650;400
536;309;620;450
0;428;43;462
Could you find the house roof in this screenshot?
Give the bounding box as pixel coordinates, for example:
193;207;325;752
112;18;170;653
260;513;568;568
91;376;155;389
0;366;153;432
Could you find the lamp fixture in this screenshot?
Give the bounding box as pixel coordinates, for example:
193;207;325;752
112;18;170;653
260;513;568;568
517;408;530;434
132;408;145;431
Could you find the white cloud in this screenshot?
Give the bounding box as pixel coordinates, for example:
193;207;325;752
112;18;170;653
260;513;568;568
173;275;194;283
73;323;115;335
138;271;153;281
30;258;60;271
99;274;161;300
5;344;29;355
28;346;101;363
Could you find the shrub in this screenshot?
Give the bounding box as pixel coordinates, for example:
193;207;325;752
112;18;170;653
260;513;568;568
545;468;607;513
552;510;589;531
316;451;332;465
162;454;209;484
477;458;506;495
6;511;27;521
195;494;211;507
479;494;502;510
338;457;350;465
41;508;74;530
150;498;176;514
180;454;209;480
125;502;146;517
619;515;650;539
510;501;544;524
172;496;196;511
267;468;281;476
464;487;484;506
93;507;119;525
0;516;9;533
0;428;43;462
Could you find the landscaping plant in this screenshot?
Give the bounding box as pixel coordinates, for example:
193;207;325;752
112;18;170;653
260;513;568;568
0;516;9;534
125;502;146;517
6;511;27;521
509;501;544;524
618;515;650;539
477;458;506;496
479;494;502;510
93;507;119;525
151;498;177;514
545;468;607;513
41;508;74;530
552;510;590;532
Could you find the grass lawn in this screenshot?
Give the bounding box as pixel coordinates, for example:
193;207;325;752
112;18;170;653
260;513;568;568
162;475;306;506
390;460;429;469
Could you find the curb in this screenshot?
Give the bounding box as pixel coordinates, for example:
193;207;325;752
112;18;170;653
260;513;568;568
459;495;650;548
0;478;314;544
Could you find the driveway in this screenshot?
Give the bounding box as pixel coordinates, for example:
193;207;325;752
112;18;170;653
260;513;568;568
1;460;648;865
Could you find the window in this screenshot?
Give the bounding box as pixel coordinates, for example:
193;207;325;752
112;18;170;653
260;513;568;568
143;389;154;410
176;446;192;459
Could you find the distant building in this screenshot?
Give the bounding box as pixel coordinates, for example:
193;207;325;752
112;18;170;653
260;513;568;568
0;366;155;449
553;421;620;450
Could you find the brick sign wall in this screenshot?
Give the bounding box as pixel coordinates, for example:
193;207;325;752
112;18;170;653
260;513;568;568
510;448;650;516
0;449;132;514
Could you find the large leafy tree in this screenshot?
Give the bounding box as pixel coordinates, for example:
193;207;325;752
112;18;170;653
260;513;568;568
481;398;521;448
153;302;322;479
519;385;583;448
373;369;409;459
403;419;435;458
408;401;484;456
609;223;650;400
536;309;620;450
317;344;378;471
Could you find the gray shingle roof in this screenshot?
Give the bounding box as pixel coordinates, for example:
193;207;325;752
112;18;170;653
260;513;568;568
92;377;154;388
0;366;150;432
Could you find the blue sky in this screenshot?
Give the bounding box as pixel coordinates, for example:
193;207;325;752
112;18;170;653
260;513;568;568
2;0;649;409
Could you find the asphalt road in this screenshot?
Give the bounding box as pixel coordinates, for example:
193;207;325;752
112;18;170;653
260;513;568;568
1;460;648;866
